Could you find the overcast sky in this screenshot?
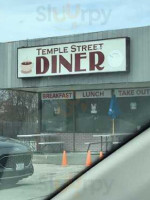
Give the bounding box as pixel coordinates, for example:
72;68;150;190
1;0;150;42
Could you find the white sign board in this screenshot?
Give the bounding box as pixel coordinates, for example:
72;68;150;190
115;88;150;97
76;90;111;99
42;92;74;100
18;38;130;78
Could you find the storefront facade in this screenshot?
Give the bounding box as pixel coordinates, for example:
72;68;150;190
0;26;150;152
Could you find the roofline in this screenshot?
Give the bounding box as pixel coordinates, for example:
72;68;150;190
1;25;150;44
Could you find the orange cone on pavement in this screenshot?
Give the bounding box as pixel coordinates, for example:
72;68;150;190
99;151;103;159
86;150;92;167
62;150;68;166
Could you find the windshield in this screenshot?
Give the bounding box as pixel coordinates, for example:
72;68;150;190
0;0;150;200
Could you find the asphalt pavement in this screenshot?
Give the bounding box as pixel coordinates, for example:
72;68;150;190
0;164;85;200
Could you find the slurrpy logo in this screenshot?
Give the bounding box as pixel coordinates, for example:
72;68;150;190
36;3;112;30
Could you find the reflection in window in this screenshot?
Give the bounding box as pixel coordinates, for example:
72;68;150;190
41;89;150;135
117;96;150;133
42;99;74;133
75;98;112;133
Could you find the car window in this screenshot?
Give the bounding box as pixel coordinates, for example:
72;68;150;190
0;0;150;200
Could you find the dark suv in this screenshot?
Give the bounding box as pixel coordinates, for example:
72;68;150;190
0;137;34;184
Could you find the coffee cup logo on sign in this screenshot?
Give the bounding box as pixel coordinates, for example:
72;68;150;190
21;61;33;74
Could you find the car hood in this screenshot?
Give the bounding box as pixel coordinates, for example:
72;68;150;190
0;137;31;155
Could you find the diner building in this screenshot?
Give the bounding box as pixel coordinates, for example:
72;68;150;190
0;26;150;152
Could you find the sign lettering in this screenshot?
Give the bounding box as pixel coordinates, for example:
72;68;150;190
18;38;129;78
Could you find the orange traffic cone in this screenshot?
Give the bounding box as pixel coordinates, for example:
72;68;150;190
62;150;68;166
99;151;103;159
86;150;92;167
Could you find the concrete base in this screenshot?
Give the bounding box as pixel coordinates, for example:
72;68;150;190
33;152;100;165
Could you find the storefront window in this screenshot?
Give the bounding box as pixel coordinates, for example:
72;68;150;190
75;98;112;133
41;88;150;134
75;90;112;133
41;92;74;133
116;96;150;133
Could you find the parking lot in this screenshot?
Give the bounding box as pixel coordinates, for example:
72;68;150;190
0;164;85;200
